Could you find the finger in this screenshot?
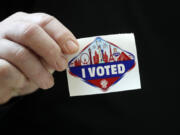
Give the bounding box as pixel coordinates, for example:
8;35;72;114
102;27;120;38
0;59;26;103
0;87;13;104
40;59;55;74
0;39;54;89
0;59;39;104
0;20;67;71
0;59;26;89
11;12;79;54
15;80;39;96
33;13;79;54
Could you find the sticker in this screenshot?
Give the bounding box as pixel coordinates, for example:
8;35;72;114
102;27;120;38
66;34;141;96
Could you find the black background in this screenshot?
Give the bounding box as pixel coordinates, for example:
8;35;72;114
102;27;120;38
0;0;178;134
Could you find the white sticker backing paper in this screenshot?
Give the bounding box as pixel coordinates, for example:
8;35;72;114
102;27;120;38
66;33;141;96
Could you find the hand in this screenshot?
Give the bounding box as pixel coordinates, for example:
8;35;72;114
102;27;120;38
0;12;79;104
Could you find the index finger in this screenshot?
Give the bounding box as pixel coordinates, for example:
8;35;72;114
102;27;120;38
15;12;79;54
0;21;67;71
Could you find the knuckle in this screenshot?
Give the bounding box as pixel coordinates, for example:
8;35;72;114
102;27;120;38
8;12;27;21
39;13;55;27
4;12;27;22
13;11;26;16
38;12;54;19
55;31;70;44
13;47;29;63
47;45;59;56
22;23;39;39
34;12;50;17
32;12;56;27
0;59;11;78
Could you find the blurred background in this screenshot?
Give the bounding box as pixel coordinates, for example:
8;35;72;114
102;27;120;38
0;0;178;134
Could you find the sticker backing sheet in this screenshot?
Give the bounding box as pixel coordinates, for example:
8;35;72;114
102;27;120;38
66;33;141;96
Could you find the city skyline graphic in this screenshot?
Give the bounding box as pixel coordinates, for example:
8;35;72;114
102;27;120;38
69;37;134;67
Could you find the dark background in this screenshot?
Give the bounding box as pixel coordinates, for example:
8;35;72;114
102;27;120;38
0;0;178;134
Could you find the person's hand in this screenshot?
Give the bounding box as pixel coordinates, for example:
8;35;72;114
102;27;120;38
0;12;79;104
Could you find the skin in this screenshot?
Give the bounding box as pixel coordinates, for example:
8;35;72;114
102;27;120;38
0;12;79;104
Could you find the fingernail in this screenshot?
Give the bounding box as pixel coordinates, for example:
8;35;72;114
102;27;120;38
56;56;67;71
66;40;78;53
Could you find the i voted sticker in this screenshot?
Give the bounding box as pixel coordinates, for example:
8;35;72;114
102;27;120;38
66;34;141;96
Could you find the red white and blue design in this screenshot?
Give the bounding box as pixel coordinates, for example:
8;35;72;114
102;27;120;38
68;37;136;91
